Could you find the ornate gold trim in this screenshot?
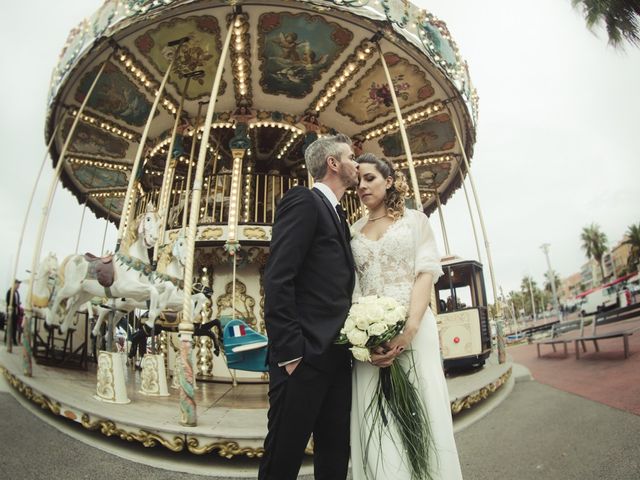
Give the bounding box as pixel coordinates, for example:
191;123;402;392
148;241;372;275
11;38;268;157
0;365;263;458
450;367;512;415
199;227;224;240
80;414;185;452
1;366;61;415
187;437;264;458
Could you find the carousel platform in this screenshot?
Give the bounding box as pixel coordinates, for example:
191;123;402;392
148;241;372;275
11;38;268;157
0;346;512;476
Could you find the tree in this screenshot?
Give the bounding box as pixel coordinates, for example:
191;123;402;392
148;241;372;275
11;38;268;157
623;222;640;271
572;0;640;48
544;270;562;294
581;223;608;282
520;275;541;317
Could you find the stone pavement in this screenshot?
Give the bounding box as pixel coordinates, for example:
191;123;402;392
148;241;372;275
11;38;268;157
509;317;640;415
2;374;639;479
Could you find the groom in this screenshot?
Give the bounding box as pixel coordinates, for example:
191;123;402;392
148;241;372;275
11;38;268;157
258;134;359;480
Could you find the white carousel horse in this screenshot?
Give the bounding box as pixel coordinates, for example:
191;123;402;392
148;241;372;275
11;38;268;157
26;252;58;318
47;205;163;334
90;230;209;338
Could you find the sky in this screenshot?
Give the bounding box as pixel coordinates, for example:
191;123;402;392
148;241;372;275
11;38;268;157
0;0;638;303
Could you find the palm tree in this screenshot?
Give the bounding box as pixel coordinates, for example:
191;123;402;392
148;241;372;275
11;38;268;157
544;270;562;294
520;275;539;317
572;0;640;47
581;223;608;282
623;222;640;271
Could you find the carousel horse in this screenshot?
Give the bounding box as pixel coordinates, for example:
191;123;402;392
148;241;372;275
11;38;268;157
26;252;58;319
89;230;208;337
47;204;163;334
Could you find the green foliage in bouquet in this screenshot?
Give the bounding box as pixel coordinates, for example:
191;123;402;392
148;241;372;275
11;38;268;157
364;353;435;480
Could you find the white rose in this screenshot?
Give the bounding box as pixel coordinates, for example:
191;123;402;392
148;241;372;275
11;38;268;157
379;296;400;310
358;295;378;305
355;316;370;330
343;317;355;332
384;306;406;326
346;327;369;347
368;322;388;336
365;304;385;324
349;304;367;318
350;346;371;362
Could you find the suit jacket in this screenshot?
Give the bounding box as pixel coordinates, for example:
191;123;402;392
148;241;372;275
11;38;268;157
264;186;355;375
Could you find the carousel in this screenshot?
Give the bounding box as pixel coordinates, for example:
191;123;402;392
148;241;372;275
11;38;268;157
1;0;512;468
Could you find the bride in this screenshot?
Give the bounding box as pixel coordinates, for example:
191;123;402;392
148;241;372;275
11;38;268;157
349;153;463;479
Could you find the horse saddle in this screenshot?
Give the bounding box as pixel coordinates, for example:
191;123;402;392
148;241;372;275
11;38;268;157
84;253;115;288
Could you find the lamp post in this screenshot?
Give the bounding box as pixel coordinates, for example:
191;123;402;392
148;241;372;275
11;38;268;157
527;275;537;323
540;243;561;320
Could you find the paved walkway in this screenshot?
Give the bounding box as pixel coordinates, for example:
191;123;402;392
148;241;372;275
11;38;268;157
2;376;640;479
509;317;640;415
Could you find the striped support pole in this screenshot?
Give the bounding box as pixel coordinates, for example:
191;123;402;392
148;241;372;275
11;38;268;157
178;13;235;426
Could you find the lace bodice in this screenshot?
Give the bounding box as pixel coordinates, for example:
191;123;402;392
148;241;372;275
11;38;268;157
351;209;443;307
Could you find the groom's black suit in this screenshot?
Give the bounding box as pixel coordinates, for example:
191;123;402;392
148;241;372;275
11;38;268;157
259;186;355;480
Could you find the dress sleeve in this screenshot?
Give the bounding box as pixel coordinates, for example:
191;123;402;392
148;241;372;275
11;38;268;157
412;209;444;283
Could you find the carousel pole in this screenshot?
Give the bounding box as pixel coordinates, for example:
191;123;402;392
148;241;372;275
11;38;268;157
182;102;205;229
7;120;60;364
445;101;505;362
155;72;204;259
116;37;189;250
434;190;451;256
154;74;192;263
376;42;422;208
100;203;113;256
178;13;235;426
74;200;89;254
24;51;112;358
458;163;482;262
74;166;99;254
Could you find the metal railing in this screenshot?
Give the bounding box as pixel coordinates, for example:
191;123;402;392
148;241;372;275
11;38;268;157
135;175;364;231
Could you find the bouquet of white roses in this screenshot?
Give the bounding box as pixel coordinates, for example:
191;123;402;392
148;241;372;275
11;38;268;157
336;295;407;362
337;295;434;480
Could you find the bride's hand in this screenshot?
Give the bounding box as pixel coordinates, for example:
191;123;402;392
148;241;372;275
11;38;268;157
370;347;397;368
385;328;416;355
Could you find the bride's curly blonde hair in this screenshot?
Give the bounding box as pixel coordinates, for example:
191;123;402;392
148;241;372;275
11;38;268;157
356;153;410;220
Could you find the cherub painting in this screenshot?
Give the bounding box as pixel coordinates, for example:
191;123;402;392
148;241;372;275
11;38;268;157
259;12;353;98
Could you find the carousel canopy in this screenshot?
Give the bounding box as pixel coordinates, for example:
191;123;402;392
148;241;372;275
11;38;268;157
45;0;478;221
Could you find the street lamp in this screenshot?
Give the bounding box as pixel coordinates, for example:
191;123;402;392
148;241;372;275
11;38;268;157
540;243;561;320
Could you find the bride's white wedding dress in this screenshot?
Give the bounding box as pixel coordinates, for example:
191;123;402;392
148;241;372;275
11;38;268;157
350;209;463;480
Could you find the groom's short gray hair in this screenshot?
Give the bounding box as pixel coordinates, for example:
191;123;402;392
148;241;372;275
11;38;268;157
304;134;352;181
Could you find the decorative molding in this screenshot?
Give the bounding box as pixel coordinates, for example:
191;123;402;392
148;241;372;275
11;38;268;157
199;227;224;241
81;414;185;452
1;366;61;415
0;365;266;458
186;437;264;458
243;227;267;240
450;367;512;415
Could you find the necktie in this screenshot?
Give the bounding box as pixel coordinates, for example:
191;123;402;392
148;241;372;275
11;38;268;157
335;204;350;240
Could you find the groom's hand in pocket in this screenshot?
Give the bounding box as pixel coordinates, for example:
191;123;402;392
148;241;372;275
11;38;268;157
285;359;302;375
